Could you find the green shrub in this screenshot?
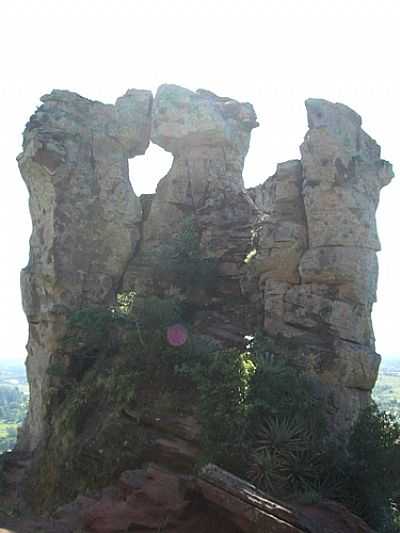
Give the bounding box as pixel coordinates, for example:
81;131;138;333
334;404;400;531
132;295;183;332
173;333;329;490
66;307;115;344
243;341;400;529
62;306;117;379
152;216;219;292
46;358;67;378
244;348;331;499
61;294;184;380
189;347;253;472
245;336;327;443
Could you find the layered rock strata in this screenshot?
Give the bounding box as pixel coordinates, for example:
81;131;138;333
252;99;393;427
17;89;152;450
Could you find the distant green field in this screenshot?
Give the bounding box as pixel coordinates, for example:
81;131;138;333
373;373;400;418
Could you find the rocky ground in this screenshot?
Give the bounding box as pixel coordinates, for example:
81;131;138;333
1;445;374;533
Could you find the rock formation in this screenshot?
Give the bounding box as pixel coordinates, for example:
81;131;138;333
17;89;152;450
12;84;396;532
17;86;393;449
123;85;259;342
250;99;393;427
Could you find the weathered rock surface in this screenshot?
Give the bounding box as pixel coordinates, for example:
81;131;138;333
123;85;259;340
75;463;374;533
252;98;393;427
2;463;372;533
17;89;152;450
249;159;307;286
198;464;374;533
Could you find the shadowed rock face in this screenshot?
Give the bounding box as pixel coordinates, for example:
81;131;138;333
17;89;152;451
18;87;393;452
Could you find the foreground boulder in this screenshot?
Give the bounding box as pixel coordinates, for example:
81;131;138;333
49;463;373;533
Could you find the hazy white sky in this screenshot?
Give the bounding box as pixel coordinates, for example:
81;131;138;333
0;0;399;362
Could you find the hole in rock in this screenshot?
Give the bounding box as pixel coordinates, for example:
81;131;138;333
129;142;173;195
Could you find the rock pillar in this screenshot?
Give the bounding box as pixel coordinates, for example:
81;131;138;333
18;89;152;450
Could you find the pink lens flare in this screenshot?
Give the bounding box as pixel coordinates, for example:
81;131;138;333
167;324;188;347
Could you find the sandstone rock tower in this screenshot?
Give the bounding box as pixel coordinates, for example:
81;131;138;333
251;99;393;427
17;89;152;450
18;86;393;452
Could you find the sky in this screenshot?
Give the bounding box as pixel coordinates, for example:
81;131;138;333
0;0;399;363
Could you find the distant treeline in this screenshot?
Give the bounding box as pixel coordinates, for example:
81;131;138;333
0;385;26;418
0;385;28;453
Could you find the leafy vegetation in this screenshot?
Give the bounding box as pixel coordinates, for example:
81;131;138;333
188;339;400;531
54;298;400;532
337;405;400;531
152;216;218;293
182;346;253;472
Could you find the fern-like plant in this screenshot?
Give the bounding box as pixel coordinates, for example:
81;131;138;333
254;417;311;457
248;448;286;493
248;416;315;496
